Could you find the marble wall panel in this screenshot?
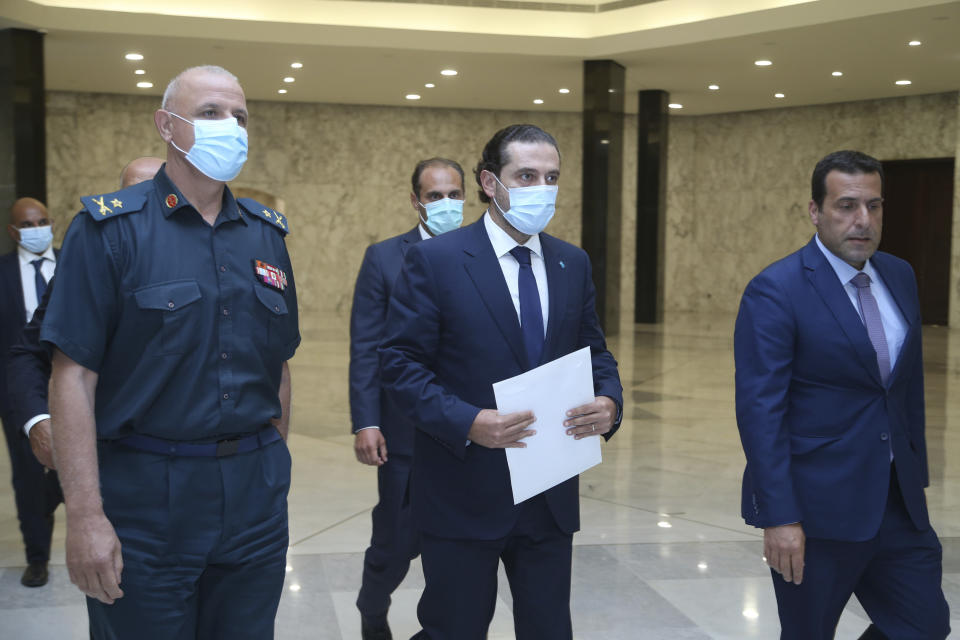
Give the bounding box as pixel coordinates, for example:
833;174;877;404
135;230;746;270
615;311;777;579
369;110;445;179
664;91;960;317
953;95;960;328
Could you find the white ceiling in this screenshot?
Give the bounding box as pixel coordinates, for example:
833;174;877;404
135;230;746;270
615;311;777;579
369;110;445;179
3;0;959;115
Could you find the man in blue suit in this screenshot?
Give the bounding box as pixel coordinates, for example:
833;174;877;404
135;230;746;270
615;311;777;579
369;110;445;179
734;150;949;640
1;197;63;588
350;157;466;640
380;124;623;640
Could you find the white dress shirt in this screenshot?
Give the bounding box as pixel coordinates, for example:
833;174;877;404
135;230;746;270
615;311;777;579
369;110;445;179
815;234;907;371
17;244;55;323
483;211;549;335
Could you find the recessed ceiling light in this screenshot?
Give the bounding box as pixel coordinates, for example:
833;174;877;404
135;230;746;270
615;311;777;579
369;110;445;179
755;60;772;67
283;77;295;83
607;88;615;93
908;40;922;46
135;69;146;75
125;53;144;61
136;81;153;89
832;71;843;77
774;93;785;98
424;83;435;88
708;84;719;90
278;89;288;94
533;99;544;104
440;69;457;76
896;79;912;85
599;139;609;144
657;521;672;528
668;103;683;109
291;62;303;69
558;88;570;94
406;94;421;100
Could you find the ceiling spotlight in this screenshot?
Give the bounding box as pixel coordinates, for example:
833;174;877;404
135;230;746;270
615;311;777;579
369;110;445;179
657;521;673;528
908;40;922;46
774;93;785;98
754;60;772;67
607;88;615;93
533;99;544;104
742;608;760;620
708;84;719;90
136;81;153;89
288;584;301;592
599;139;609;144
832;71;843;77
668;103;683;109
135;69;146;75
406;94;421;100
291;62;303;69
558;88;570;94
424;83;435;88
278;89;288;94
125;53;144;61
895;79;912;85
283;77;295;83
440;69;458;76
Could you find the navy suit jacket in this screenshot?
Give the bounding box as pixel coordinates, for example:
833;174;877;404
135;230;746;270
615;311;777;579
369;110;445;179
0;251;27;418
6;278;53;434
349;227;421;457
379;217;623;540
735;236;930;542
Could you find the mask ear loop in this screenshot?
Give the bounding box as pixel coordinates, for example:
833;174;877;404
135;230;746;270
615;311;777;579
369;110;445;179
489;172;510;216
162;110;194;156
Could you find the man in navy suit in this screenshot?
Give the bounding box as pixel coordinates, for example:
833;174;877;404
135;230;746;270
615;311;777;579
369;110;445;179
380;124;623;640
350;157;466;640
734;150;950;639
1;197;63;587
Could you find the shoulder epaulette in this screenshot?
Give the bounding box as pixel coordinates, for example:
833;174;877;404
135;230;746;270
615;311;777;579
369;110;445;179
238;198;290;235
80;182;150;221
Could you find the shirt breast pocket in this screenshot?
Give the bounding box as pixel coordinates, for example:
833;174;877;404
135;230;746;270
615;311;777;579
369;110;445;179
253;285;289;350
133;280;203;355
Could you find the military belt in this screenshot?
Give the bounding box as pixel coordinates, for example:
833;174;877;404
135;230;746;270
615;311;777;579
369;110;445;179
112;426;282;457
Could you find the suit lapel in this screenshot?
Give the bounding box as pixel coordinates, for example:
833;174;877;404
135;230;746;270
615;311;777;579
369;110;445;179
400;226;420;257
541;235;568;363
2;252;26;320
461;220;527;369
802;239;883;386
871;253;917;385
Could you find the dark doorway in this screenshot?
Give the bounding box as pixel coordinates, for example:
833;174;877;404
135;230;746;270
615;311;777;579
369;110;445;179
879;158;954;325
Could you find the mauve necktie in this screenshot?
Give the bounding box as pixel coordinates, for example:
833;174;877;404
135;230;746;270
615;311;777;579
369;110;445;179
852;272;890;384
509;246;544;369
31;258;47;302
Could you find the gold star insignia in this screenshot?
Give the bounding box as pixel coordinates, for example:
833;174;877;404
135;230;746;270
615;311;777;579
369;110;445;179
111;198;123;208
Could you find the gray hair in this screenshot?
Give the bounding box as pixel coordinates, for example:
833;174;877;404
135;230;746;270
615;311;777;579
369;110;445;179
161;65;239;111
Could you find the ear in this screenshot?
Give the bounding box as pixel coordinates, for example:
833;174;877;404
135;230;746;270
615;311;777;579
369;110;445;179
479;170;498;202
410;191;421;215
154;110;174;142
808;200;820;227
7;224;19;244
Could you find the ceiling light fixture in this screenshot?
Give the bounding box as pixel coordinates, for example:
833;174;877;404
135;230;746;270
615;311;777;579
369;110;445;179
424;83;435;88
291;62;303;68
708;84;719;90
406;94;421;100
440;69;458;76
136;81;153;89
908;40;922;46
558;88;570;94
283;77;295;83
278;89;288;94
135;69;146;75
668;103;683;109
832;71;843;77
774;93;785;98
125;53;144;61
754;59;772;67
533;99;544;104
895;79;912;85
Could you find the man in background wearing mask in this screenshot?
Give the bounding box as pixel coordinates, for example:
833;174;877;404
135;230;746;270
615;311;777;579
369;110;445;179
41;66;299;639
349;157;465;640
380;124;622;639
0;197;62;588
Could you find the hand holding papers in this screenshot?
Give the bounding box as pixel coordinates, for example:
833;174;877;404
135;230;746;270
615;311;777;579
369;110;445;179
493;347;602;504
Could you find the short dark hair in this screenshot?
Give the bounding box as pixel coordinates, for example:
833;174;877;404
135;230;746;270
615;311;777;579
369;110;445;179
474;124;560;203
411;157;465;200
811;150;884;209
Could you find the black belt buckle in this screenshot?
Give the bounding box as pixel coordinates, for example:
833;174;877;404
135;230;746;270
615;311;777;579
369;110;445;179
216;438;241;457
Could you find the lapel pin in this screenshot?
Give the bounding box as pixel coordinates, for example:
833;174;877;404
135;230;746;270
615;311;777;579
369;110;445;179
559;260;565;269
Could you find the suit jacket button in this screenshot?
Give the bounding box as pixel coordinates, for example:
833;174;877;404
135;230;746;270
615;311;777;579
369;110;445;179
880;432;889;441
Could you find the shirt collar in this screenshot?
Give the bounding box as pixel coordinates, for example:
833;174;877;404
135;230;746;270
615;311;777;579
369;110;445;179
418;223;431;241
483;210;542;259
17;242;55;265
815;233;876;286
152;165;245;225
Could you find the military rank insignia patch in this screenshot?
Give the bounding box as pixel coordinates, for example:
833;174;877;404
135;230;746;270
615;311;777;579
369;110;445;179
253;259;288;292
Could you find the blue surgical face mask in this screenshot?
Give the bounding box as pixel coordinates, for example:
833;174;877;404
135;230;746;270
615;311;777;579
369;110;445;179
166;111;248;182
491;174;558;235
18;225;53;254
419;198;464;236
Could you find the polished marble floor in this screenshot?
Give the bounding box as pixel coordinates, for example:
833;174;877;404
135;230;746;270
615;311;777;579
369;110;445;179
1;312;959;639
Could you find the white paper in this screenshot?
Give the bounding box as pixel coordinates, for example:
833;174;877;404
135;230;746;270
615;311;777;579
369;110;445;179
493;346;601;504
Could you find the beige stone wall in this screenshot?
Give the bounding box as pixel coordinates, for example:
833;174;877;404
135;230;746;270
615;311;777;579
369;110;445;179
663;91;960;317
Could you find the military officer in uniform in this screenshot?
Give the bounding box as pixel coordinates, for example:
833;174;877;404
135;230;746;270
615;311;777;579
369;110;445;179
42;66;299;639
